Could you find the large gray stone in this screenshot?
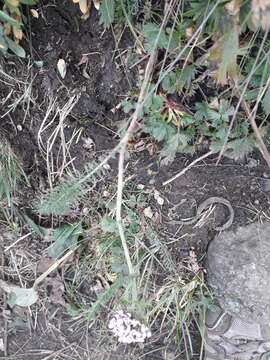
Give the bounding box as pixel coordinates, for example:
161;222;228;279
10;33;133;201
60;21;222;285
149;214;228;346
206;222;270;324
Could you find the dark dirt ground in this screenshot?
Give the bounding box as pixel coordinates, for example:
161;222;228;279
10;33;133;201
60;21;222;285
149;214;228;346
1;1;270;359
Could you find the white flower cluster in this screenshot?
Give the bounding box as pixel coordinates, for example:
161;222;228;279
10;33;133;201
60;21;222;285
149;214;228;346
108;310;151;344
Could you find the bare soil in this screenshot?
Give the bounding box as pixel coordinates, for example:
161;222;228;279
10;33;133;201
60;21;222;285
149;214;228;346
1;1;270;359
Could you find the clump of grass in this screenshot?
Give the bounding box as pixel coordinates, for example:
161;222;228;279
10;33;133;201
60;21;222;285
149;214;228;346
0;132;28;208
18;1;270;357
61;184;212;357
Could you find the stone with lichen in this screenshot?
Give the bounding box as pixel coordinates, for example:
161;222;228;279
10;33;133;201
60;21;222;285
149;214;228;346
206;221;270;324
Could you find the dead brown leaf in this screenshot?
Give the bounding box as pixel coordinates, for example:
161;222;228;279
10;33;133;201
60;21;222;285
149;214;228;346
93;0;100;10
225;0;243;15
252;0;270;30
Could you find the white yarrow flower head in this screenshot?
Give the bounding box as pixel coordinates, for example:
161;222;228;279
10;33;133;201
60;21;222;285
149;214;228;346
108;310;151;344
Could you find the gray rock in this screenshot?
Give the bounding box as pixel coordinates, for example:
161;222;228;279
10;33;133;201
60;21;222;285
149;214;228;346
206;222;270;324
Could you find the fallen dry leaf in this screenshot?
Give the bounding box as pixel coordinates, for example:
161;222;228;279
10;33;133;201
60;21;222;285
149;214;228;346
13;27;23;41
93;0;101;10
57;59;67;79
83;137;95;150
7;0;19;6
252;0;270;30
30;9;39;18
0;338;4;352
225;0;243;15
144;206;154;219
79;0;89;14
154;190;164;206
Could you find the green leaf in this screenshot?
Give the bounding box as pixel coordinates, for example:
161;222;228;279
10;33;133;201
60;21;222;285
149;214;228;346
160;132;189;165
143;23;168;53
100;217;119;233
23;214;49;238
100;0;115;29
194;102;209;121
244;88;260;102
48;222;82;258
178;65;196;90
210;140;225;153
0;280;38;307
225;136;255;160
20;0;38;4
144;117;175;142
162;72;177;93
209;14;239;84
6;37;25;58
38;160;106;216
37;177;83;215
207;108;222;127
0;10;19;26
144;94;164;112
262;89;270;115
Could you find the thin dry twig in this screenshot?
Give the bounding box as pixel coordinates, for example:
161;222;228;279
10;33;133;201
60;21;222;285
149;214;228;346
116;50;158;275
33;249;74;288
4;232;32;253
115;0;177;277
162;151;214;186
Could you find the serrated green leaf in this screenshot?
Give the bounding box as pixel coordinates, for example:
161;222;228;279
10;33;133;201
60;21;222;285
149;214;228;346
99;0;114;29
207;108;221;126
162;72;177;93
48;222;82;259
178;65;196;91
262;89;270;115
0;10;19;26
100;216;119;233
6;37;25;57
37;177;83;215
143;23;168;53
194;102;209;121
225;136;255;160
210;140;225;153
144;94;164;112
160;132;189;165
144;117;175;142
